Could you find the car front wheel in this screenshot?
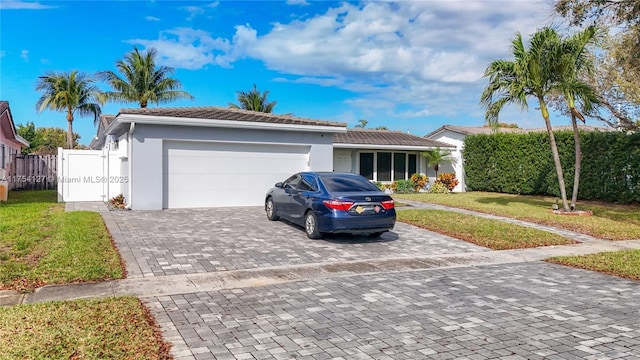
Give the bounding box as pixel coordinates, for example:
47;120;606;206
265;198;279;221
304;211;321;239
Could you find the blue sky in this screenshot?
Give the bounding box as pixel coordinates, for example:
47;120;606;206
1;0;568;145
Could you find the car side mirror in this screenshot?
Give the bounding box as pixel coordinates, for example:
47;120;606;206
275;182;284;188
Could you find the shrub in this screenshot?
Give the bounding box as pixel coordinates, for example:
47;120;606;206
436;173;459;191
108;194;126;209
393;180;415;194
373;181;385;191
428;182;449;194
410;173;428;191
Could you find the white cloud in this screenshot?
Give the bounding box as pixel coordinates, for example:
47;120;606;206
286;0;309;5
0;1;54;10
128;28;230;70
146;15;160;21
20;49;28;61
181;2;218;21
131;1;555;120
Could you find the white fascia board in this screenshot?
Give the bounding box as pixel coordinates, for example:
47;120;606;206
333;143;456;151
15;134;30;146
111;114;347;133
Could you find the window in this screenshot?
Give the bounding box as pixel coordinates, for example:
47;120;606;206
320;174;380;192
300;174;318;191
359;153;374;180
377;152;391;181
394;153;406;181
408;154;417;176
1;144;5;169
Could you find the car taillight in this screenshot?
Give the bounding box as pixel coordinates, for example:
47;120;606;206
381;200;395;209
323;200;354;211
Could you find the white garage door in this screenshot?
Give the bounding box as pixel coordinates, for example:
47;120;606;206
163;141;310;208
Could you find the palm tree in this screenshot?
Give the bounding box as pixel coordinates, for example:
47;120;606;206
355;119;368;128
555;26;600;210
228;84;276;113
99;47;194;108
481;27;573;212
35;71;102;149
422;147;453;179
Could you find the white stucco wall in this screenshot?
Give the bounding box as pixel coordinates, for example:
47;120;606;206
426;130;467;192
129;124;335;210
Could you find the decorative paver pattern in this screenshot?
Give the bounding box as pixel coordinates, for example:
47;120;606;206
148;262;640;359
60;202;640;359
105;207;486;278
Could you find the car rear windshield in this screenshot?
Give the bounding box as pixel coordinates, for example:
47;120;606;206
320;174;381;192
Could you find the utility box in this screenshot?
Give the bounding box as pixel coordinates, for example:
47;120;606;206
0;180;8;202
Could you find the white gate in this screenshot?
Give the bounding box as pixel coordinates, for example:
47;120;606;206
57;148;106;202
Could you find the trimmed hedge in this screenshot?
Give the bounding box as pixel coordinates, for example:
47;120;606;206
463;130;640;203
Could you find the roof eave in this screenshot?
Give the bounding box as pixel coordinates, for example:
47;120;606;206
105;114;347;135
333;143;455;151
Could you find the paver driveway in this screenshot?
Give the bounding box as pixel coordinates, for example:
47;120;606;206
101;206;640;359
106;207;486;277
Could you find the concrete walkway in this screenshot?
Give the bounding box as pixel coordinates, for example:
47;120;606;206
2;200;639;307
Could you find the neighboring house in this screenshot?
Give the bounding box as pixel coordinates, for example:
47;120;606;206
0;101;29;178
333;129;454;183
425;124;614;192
88;114;116;150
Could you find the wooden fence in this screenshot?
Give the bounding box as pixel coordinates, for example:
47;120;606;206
7;154;57;190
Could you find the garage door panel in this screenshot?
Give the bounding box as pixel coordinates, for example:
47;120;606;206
163;141;310;208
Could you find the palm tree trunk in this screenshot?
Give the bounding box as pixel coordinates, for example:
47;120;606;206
571;114;581;210
540;101;570;211
66;110;74;149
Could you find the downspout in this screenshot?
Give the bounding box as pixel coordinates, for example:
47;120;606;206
127;122;135;209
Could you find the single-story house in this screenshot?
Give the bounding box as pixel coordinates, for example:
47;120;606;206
90;106;452;210
0;101;29;178
425;124;614;192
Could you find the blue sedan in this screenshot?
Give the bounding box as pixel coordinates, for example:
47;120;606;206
265;172;396;239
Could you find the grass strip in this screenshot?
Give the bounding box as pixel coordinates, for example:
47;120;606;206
547;249;640;281
0;297;171;359
394;192;640;240
398;208;576;250
0;190;123;292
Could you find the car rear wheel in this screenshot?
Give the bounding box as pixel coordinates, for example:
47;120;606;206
265;198;279;221
304;211;321;239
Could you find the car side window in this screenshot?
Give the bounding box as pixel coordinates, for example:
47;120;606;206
284;175;301;189
300;174;318;191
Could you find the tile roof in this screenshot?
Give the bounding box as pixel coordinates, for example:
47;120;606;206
118;106;347;128
426;124;614;138
89;114;116;149
335;129;453;148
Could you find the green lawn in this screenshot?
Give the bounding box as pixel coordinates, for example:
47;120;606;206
547;249;640;280
0;297;171;359
394;192;640;240
0;190;123;292
398;209;576;250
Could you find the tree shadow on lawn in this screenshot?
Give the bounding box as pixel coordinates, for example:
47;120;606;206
474;195;640;225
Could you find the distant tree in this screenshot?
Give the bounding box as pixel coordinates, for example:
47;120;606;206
422;147;454;179
355;119;368;128
99;47;194;108
555;0;640;131
374;125;388;130
35;70;101;149
17;122;80;154
228;84;276;113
